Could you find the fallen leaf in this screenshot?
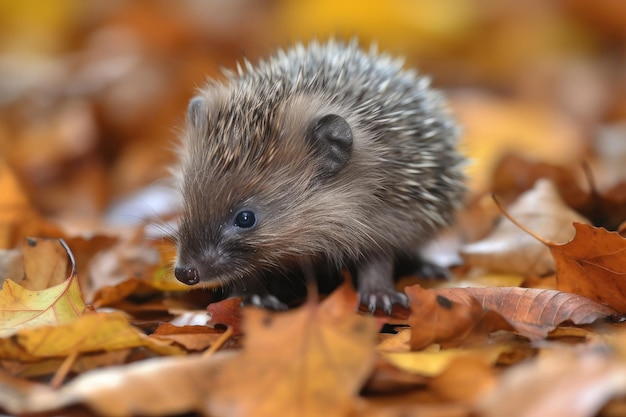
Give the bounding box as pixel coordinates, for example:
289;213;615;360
438;287;618;340
428;355;497;402
0;311;184;361
0;283;378;417
206;296;244;334
461;178;589;275
207;283;380;417
552;223;626;312
0;352;233;417
151;322;223;351
406;285;495;349
2;349;131;379
381;345;509;378
0;239;85;338
20;237;69;290
376;328;412;353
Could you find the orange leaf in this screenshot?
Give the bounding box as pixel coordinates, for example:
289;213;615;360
552;223;626;312
151;322;223;351
406;285;494;350
207;282;380;417
206;297;244;334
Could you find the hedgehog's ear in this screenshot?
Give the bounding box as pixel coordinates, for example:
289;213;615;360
187;96;207;130
306;114;353;177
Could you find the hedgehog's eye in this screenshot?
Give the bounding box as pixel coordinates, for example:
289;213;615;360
234;210;257;229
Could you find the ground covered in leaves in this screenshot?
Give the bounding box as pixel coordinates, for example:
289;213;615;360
2;1;626;416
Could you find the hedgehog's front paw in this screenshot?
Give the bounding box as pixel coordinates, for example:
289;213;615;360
242;293;288;310
358;256;409;314
358;289;409;315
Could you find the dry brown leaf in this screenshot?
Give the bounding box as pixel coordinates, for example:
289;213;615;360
91;278;153;308
461;178;589;275
207;282;380;417
20;237;69;290
206;296;244;334
553;223;626;312
151;322;223;351
406;285;495;350
438;287;617;341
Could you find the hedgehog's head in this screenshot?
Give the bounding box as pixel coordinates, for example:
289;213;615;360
173;86;379;289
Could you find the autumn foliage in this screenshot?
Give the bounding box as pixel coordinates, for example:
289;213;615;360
2;1;626;417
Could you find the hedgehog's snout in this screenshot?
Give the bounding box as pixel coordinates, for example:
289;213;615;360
174;265;200;285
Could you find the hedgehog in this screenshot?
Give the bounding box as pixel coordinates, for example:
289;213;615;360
173;40;466;313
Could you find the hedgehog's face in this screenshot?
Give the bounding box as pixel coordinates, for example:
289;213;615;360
173;93;356;289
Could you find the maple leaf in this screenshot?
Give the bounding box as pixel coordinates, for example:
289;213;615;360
552;223;626;312
206;282;381;417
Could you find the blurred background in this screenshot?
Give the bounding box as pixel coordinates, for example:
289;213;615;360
0;0;625;232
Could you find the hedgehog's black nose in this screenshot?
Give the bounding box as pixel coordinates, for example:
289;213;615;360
174;266;200;285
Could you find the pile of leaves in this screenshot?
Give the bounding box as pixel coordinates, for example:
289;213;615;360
2;1;626;417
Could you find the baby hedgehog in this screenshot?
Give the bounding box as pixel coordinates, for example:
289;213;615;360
174;40;466;313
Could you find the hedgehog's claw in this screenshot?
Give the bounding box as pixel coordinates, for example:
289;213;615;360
359;288;409;315
242;293;288;310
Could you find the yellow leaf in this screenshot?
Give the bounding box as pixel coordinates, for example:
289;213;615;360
381;346;510;377
0;311;184;361
0;239;85;338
